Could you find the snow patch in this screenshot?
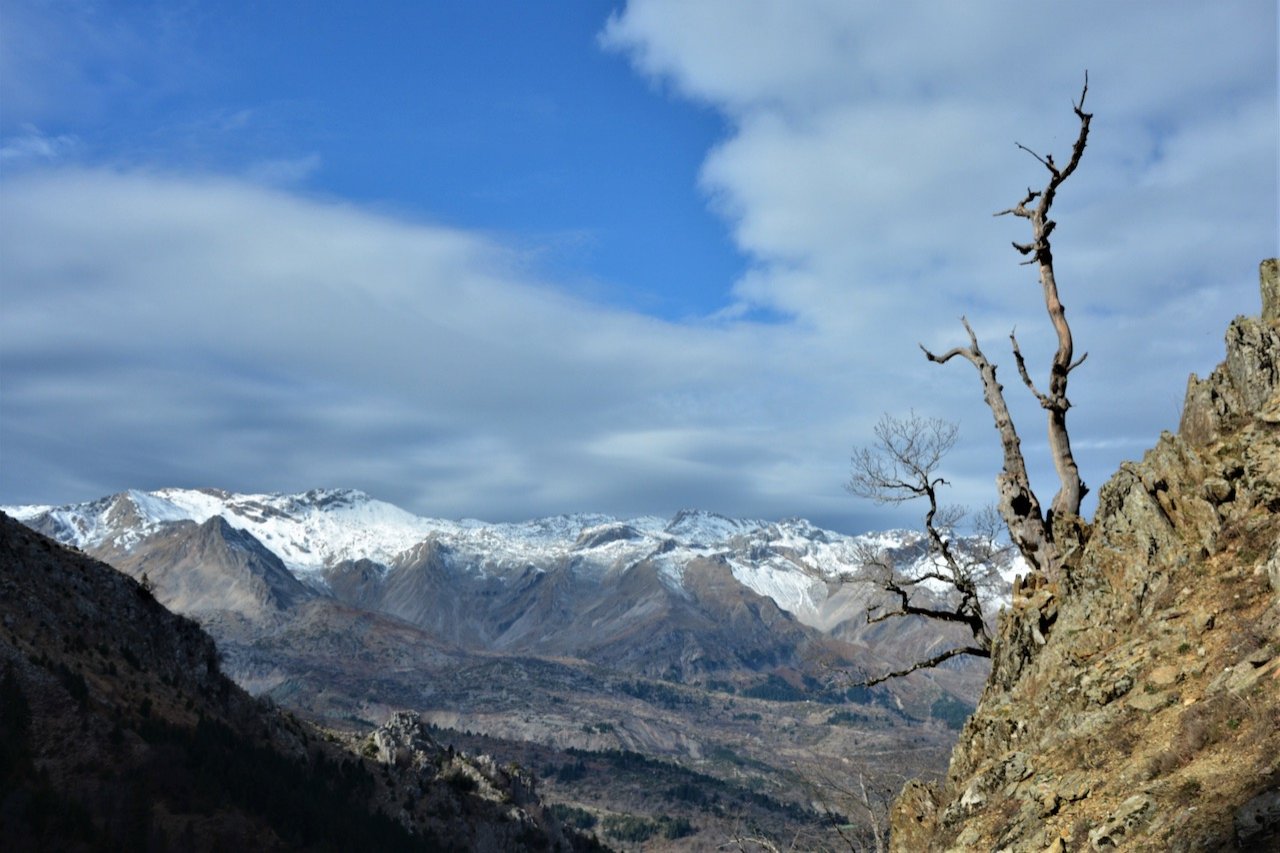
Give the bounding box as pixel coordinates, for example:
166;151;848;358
727;558;826;620
2;487;1014;619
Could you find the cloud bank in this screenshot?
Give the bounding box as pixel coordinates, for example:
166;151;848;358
1;170;852;524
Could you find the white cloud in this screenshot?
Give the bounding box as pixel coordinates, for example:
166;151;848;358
0;168;872;527
0;126;79;163
601;0;867;113
602;0;1277;516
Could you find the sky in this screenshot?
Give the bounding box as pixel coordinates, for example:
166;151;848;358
1;1;1276;534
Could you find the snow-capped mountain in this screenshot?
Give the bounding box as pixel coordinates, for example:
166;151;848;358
9;487;442;572
6;487;1018;689
7;487;1015;629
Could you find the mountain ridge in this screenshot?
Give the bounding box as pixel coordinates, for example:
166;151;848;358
6;488;1011;633
6;485;1007;848
7;486;1020;705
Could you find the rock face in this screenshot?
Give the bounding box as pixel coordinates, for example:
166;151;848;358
107;515;316;620
352;711;590;851
890;260;1280;851
1181;258;1280;447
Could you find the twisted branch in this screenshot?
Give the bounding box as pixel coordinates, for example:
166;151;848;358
859;645;989;688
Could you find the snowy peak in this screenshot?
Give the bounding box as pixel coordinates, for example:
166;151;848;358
9;489;190;552
572;522;645;551
664;508;754;544
5;487;439;573
3;487;1017;627
144;487;441;572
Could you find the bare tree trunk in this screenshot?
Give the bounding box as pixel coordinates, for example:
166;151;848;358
921;321;1057;576
922;76;1093;581
1004;76;1092;522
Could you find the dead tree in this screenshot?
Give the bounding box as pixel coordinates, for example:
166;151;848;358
847;413;1008;685
803;764;902;853
921;75;1092;582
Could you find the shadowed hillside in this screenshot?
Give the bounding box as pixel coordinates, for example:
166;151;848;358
0;513;602;851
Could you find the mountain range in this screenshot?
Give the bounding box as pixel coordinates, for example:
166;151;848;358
7;487;1012;693
4;487;1013;848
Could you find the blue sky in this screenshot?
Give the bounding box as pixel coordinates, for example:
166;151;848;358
3;2;740;314
2;1;1277;533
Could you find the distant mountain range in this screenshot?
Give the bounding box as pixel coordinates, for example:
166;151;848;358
7;487;1017;686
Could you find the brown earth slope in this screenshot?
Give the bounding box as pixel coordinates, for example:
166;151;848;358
890;259;1280;852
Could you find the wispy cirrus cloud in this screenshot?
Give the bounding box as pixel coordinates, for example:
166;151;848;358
0;126;79;163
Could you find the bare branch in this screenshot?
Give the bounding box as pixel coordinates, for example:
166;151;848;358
994;187;1039;217
866;585;940;620
897;570;965;588
799;767;893;853
847;413;957;505
932;503;965;536
1056;71;1091;185
920;316;989;366
1013;142;1055;173
920;342;969;365
857;645;989;687
1009;330;1050;406
866;599;980;629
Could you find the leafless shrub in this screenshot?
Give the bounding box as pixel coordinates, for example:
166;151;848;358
846;413;1010;684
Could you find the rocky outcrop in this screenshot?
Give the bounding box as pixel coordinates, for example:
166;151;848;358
890;260;1280;851
1181;258;1280;447
354;711;593;851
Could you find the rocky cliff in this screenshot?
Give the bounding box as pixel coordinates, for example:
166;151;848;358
890;259;1280;851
